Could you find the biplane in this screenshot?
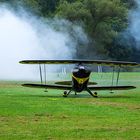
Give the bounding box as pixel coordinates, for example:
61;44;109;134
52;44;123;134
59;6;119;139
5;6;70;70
19;60;139;97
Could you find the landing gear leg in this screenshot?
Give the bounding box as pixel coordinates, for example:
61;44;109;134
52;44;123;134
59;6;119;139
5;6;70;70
86;88;98;98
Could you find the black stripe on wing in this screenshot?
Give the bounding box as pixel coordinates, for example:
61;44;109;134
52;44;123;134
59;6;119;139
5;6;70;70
22;83;72;90
88;85;136;90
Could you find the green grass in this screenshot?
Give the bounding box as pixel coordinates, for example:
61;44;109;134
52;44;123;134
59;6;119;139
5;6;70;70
0;72;140;140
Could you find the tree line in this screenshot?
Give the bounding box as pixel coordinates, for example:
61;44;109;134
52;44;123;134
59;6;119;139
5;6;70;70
1;0;140;62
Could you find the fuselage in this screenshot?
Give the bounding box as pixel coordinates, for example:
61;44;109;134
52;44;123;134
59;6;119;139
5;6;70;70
72;65;91;92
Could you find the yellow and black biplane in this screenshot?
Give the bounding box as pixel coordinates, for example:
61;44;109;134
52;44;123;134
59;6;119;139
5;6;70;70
19;59;139;97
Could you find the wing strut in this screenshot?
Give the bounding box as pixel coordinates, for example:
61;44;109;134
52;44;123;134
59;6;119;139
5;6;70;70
111;66;115;86
39;64;43;84
116;66;121;85
98;65;102;73
44;64;46;85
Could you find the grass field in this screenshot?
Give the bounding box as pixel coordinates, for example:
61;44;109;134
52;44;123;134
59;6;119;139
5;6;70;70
0;72;140;140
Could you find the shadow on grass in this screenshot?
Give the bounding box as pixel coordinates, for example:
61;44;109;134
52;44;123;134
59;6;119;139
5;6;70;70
14;93;135;99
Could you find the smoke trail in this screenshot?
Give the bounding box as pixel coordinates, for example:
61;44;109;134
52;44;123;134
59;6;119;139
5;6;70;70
128;0;140;48
0;5;88;81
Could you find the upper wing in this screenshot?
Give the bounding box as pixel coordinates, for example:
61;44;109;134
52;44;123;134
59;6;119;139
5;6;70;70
22;83;72;90
88;85;136;90
19;59;139;66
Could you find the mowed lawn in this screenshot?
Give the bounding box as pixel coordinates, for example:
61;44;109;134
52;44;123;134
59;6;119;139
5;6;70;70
0;73;140;140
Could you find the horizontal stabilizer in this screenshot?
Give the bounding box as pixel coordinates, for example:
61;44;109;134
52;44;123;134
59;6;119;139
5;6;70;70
22;83;72;90
55;81;97;85
88;85;136;90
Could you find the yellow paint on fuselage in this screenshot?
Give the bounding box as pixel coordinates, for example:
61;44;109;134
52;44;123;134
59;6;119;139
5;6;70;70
72;74;89;84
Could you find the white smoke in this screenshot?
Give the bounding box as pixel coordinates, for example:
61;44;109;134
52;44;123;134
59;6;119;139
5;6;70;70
0;5;88;81
129;0;140;48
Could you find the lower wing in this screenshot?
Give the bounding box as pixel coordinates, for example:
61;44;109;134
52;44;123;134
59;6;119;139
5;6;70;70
22;84;136;91
22;83;72;90
88;85;136;90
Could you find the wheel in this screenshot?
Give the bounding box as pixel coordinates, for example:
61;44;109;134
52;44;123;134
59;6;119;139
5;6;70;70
94;92;97;95
64;91;67;95
93;92;98;97
63;91;67;97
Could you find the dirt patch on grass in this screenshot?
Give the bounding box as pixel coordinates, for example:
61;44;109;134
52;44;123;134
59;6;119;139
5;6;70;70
0;116;9;122
0;82;19;88
91;101;140;110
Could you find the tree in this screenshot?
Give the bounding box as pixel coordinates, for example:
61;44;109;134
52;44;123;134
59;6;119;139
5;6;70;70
37;0;60;16
121;0;136;8
0;0;61;16
57;0;128;59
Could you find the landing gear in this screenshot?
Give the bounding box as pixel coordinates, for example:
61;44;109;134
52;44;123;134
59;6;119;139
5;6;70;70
86;88;98;98
63;89;73;97
63;89;98;98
